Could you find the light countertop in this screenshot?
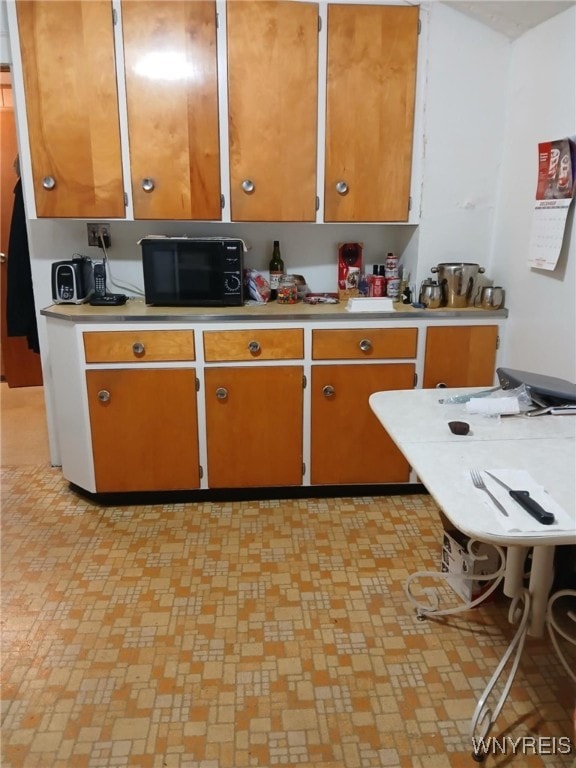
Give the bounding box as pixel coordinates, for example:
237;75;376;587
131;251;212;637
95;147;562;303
41;299;509;324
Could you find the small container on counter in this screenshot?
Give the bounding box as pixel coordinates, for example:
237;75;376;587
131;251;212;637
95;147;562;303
358;273;370;296
372;275;385;297
386;277;401;299
384;257;399;280
276;275;299;304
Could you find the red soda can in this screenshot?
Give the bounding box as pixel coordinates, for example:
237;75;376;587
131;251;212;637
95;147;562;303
372;276;385;297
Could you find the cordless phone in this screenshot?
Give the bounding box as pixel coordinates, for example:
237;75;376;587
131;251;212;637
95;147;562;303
89;261;128;306
93;262;106;297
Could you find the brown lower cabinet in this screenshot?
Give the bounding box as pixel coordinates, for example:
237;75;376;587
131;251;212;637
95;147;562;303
204;366;304;488
423;325;499;388
310;363;415;485
50;318;503;496
86;368;200;492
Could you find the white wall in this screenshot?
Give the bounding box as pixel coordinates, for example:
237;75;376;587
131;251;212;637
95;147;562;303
416;3;510;284
491;7;576;382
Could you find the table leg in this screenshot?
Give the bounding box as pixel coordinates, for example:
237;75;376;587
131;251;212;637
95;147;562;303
503;545;529;598
470;590;531;762
529;546;556;637
546;589;576;683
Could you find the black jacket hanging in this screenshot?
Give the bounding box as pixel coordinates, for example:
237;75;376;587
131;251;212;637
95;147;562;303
6;178;39;354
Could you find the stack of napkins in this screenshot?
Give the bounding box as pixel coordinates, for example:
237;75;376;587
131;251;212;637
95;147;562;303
466;397;520;415
346;297;396;312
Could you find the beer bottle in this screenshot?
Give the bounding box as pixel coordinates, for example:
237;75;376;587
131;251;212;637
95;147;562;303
269;240;284;300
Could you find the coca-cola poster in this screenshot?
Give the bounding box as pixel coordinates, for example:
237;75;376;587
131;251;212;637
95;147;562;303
535;138;574;200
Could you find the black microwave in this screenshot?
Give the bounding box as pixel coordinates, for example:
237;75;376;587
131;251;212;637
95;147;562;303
140;237;245;306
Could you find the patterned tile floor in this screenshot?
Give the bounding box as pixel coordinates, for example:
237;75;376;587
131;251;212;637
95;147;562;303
1;465;574;768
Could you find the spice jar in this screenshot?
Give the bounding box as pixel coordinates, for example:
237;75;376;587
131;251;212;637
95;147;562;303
276;275;299;304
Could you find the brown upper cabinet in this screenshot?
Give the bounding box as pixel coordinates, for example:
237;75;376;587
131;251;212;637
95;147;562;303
226;0;319;222
16;0;125;218
324;4;419;222
121;0;222;220
14;1;420;223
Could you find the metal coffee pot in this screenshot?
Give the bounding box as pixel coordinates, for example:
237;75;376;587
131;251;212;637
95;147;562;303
474;286;505;309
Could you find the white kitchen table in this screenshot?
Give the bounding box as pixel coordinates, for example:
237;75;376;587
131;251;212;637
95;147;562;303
369;387;576;751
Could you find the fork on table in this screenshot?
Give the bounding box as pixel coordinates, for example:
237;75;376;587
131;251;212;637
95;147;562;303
469;468;509;517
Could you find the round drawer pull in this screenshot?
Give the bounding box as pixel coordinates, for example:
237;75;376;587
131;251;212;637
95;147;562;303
241;179;255;193
97;390;111;403
42;176;56;190
435;382;448;389
335;180;348;195
132;342;145;356
248;340;261;354
141;177;155;192
359;338;372;353
322;385;335;398
216;387;228;400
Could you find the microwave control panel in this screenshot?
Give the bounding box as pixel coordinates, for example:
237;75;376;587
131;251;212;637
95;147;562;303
223;245;243;299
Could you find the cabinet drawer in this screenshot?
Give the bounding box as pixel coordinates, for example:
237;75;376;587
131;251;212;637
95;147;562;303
203;329;304;361
84;330;195;363
312;328;417;360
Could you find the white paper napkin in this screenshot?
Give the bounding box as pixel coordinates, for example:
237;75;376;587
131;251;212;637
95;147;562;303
465;397;520;415
474;469;575;535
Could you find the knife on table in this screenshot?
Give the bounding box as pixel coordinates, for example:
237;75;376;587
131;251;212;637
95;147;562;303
484;471;556;525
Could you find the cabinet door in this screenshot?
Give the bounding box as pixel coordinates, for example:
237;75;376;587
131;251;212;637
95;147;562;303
324;5;419;222
226;1;318;221
205;366;303;487
311;364;414;485
122;0;221;220
86;369;199;492
423;326;498;388
16;0;125;218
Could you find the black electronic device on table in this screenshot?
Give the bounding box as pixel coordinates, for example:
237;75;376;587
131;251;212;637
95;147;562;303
497;367;576;407
89;293;127;306
89;261;127;306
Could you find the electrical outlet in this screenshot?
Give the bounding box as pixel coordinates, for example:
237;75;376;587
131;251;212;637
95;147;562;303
87;223;111;248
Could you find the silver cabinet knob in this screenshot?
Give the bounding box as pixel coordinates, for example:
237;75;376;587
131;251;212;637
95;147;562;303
248;340;261;354
97;390;111;403
0;252;6;264
241;179;255;193
216;387;228;400
359;338;372;353
335;180;348;195
141;178;155;192
435;382;448;389
132;342;145;356
322;385;335;398
42;176;56;190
